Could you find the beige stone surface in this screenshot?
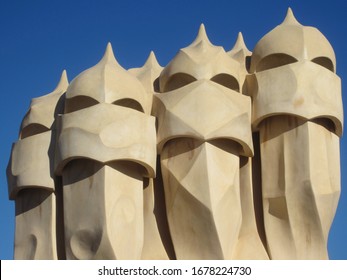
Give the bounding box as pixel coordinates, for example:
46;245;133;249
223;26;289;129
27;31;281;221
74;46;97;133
129;53;171;259
129;51;163;94
159;25;240;93
14;189;57;259
62;161;144;259
55;103;156;177
8;132;54;198
19;70;68;138
160;139;242;259
247;60;343;134
228;32;269;259
248;8;342;259
141;177;170;260
250;8;336;73
6;8;343;260
154;25;267;259
7;71;68;259
228;32;252;87
65;43;152;114
233;156;269;259
55;44;157;259
259;117;340;259
154;80;253;156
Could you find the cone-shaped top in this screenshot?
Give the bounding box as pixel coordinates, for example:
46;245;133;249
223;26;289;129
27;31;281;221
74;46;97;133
128;51;163;75
66;43;149;113
99;42;121;67
228;32;251;60
184;24;216;57
30;70;68;101
54;69;69;92
20;70;69;134
282;7;301;26
189;24;213;47
233;33;249;52
128;51;163;96
32;69;68;101
143;51;162;70
129;51;162;73
250;8;336;73
159;24;240;92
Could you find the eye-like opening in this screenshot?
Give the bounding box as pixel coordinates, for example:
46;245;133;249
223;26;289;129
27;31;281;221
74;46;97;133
113;98;144;112
311;57;335;72
61;157;151;181
20;123;50;139
61;158;103;183
15;188;52;214
162;73;197;92
107;160;148;178
208;138;242;154
161;137;203;159
65;96;99;113
210;74;240;92
312;117;336;133
153;77;160;93
256;53;297;72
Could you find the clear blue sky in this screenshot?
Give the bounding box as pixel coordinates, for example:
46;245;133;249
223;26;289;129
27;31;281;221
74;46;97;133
1;0;346;259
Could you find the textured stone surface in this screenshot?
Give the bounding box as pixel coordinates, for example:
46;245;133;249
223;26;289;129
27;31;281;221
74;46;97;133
7;8;343;260
7;71;68;259
248;9;342;259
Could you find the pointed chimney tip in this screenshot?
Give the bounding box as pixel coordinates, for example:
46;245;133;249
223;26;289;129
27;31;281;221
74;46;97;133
104;42;114;57
190;23;213;46
56;69;69;90
100;42;121;66
144;50;162;68
282;7;301;25
230;31;250;53
61;69;68;80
